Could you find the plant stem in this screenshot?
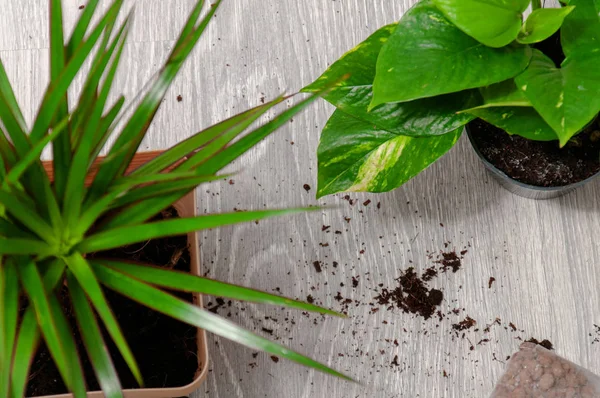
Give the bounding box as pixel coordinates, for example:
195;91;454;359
531;0;542;10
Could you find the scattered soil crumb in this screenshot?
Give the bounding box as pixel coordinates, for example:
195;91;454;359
488;277;496;289
306;295;314;304
452;316;477;331
422;266;438;282
270;356;279;363
436;250;464;273
525;337;554;350
303;184;311;192
391;355;400;367
176;94;183;102
312;261;322;273
591;324;600;344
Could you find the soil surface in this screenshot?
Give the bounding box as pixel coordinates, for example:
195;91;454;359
469;31;600;187
469;118;600;187
25;207;198;396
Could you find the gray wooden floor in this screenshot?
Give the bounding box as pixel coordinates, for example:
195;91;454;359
2;1;600;397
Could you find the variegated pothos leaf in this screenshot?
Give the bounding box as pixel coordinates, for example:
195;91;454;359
317;110;461;197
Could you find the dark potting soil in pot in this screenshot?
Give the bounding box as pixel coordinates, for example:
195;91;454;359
469;118;600;187
24;207;198;396
469;30;600;187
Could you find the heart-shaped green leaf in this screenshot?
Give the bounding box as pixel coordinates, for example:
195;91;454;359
371;0;532;108
517;7;575;44
317;110;461;197
467;107;558;141
561;0;600;56
515;49;600;146
303;22;479;136
433;0;530;48
467;79;531;110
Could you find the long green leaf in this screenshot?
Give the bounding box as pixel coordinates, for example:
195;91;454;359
92;262;351;380
192;93;320;174
0;60;26;130
0;128;17;168
103;260;343;316
107;174;223;210
70;11;128;145
49;0;71;199
67;272;124;398
88;0;221;201
4;115;69;184
64;253;142;386
0;217;36;239
48;294;87;397
131;97;284;176
0;261;18;398
64;17;130;228
66;0;101;58
10;260;66;398
16;260;73;391
29;0;121;143
91;97;125;160
0;190;56;242
79;208;312;253
0;238;53;256
96;190;190;230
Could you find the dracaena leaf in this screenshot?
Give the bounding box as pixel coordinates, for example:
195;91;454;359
16;260;74;392
67;272;124;398
88;1;222;201
102;260;343;317
91;262;352;380
79;208;314;253
11;260;66;397
64;253;142;386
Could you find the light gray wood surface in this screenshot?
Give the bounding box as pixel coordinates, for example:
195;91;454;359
1;1;599;397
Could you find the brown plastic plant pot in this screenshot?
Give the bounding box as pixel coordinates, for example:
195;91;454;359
39;151;209;398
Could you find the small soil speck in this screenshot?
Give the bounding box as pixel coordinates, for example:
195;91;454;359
270;356;279;363
488;277;496;289
176;95;183;102
303;184;311;192
313;261;322;273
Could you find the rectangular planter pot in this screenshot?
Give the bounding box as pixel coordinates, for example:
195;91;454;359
39;152;209;398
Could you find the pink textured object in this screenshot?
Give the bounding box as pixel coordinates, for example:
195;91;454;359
491;343;600;397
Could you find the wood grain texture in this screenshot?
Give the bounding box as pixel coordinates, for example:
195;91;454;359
1;0;598;397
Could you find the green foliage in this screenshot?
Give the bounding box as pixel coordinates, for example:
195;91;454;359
305;0;600;195
517;7;575;44
0;1;349;396
433;0;530;48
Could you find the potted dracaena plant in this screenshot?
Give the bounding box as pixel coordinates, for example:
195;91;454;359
303;0;600;200
0;0;349;397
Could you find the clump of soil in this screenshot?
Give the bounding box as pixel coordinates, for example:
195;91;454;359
374;267;443;320
436;250;464;273
526;337;554;351
25;207;198;396
469;118;600;187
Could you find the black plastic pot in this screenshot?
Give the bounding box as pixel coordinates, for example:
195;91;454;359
466;124;600;200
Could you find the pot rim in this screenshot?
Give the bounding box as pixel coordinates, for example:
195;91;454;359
465;123;600;193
